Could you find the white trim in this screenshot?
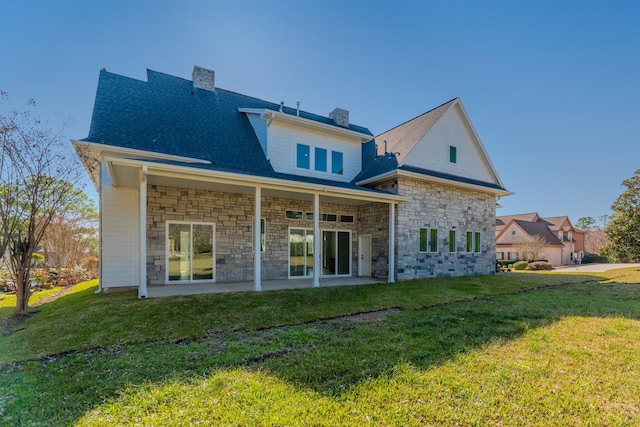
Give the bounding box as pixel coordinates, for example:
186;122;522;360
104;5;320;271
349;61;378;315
313;193;320;287
138;165;148;298
165;221;216;284
105;156;408;204
238;108;373;142
254;186;262;291
389;203;395;283
71;140;212;164
356;169;513;197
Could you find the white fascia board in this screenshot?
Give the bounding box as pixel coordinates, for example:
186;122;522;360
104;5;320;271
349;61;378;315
357;169;514;197
238;108;373;143
105;157;407;204
71;140;212;165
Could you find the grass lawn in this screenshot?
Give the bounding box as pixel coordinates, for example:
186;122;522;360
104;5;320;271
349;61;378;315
1;269;639;425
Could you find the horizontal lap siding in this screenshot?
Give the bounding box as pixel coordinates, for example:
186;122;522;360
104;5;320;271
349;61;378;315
101;169;139;289
267;121;362;182
404;106;496;184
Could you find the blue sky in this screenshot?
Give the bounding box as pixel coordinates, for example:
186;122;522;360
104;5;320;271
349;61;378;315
2;1;639;225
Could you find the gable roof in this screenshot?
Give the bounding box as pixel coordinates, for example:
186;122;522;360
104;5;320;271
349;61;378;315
496;213;542;230
511;219;564;246
355;98;510;195
82;69;373;178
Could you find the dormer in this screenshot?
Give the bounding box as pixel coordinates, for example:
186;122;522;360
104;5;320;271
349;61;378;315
239;107;373;182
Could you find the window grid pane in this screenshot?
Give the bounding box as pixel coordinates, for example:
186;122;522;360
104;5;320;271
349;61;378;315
449;230;456;253
429;229;438;252
331;151;343;175
297;144;310;169
419;228;427;252
315;147;327;172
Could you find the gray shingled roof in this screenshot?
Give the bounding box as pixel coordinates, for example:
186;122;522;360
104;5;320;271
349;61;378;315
83;69;373;179
375;98;456;162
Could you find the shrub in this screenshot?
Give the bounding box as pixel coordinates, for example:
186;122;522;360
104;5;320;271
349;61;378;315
513;261;528;270
525;261;554;271
581;253;609;264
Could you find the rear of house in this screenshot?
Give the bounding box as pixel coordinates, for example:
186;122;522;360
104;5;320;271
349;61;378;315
73;66;510;296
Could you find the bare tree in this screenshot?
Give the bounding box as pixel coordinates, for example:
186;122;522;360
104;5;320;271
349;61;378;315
513;234;547;261
0;91;86;315
40;199;98;280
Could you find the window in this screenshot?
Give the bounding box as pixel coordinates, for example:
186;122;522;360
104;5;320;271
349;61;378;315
430;228;438;252
305;212;337;222
568;231;572;241
449;146;457;163
419;228;438;252
167;222;214;282
466;231;473;253
419;228;428;252
449;230;456;253
340;215;354;223
474;232;481;253
496;252;504;260
286;210;303;219
252;218;265;252
315;147;327;172
297;144;310;169
558;231;563;240
331;151;343;175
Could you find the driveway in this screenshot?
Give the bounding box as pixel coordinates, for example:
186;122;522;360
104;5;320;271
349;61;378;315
554;263;640;273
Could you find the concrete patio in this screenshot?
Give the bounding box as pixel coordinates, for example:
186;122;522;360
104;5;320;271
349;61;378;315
147;277;386;298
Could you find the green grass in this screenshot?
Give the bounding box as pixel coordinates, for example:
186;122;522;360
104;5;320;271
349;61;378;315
1;269;639;425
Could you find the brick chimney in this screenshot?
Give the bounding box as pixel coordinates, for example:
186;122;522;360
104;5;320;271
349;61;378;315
329;107;349;127
192;66;215;91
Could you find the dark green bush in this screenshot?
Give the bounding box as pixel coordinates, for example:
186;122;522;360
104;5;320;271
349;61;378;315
513;261;528;270
581;253;609;264
525;261;554;271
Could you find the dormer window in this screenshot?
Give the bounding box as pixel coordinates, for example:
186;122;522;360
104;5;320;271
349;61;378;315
331;151;344;175
558;231;563;240
297;144;310;169
315;147;327;172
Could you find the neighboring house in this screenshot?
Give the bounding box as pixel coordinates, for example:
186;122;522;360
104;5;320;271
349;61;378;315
495;213;585;266
73;66;511;297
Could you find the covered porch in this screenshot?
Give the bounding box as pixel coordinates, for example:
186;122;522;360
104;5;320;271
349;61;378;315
147;276;385;298
103;156;407;298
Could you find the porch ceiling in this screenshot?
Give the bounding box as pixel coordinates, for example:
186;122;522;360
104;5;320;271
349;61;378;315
109;162;395;206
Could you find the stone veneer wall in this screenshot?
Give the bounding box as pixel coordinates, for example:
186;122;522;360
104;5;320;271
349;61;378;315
146;185;362;284
395;177;496;280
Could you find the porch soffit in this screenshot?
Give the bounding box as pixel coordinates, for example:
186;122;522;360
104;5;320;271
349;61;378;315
108;160;404;206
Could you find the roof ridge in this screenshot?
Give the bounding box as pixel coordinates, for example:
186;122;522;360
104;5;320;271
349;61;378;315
375;97;457;137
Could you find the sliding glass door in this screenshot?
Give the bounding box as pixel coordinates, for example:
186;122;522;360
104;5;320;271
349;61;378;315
167;222;214;282
289;229;314;277
290;228;350;278
322;230;351;275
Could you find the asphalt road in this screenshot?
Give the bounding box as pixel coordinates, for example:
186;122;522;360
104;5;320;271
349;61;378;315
554;263;640;273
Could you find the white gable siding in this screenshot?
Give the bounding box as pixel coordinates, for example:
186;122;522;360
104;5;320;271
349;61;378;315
245;112;268;156
267;121;361;182
100;165;139;289
403;105;496;185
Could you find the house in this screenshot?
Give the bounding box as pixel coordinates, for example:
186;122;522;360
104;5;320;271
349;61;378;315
72;66;511;297
495;213;585;265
